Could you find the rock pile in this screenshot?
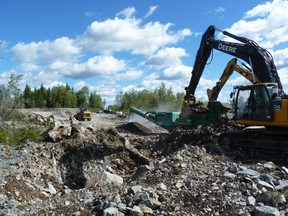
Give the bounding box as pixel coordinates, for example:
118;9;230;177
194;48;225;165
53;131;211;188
0;112;287;215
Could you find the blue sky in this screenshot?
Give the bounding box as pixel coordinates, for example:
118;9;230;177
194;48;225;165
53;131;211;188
1;0;288;105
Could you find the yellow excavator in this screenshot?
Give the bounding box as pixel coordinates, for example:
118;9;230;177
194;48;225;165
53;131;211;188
72;107;92;121
207;58;259;101
182;25;288;149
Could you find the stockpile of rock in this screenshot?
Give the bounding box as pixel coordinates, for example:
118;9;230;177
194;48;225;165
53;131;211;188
0;113;287;215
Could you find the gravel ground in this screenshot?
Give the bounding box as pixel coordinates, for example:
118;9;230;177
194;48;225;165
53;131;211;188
0;109;287;216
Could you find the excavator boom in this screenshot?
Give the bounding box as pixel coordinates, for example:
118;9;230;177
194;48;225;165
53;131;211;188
181;25;288;150
207;58;259;101
185;25;284;98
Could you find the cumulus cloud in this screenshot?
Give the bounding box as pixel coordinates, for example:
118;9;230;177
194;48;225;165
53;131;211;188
271;48;288;69
12;37;81;63
225;0;288;48
9;2;288;104
80;18;191;55
144;47;188;68
113;69;144;81
65;56;126;79
9;6;192;93
162;65;191;80
221;0;288;91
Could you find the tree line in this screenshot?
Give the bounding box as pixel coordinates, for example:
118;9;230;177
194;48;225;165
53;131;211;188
0;74;105;114
114;83;185;112
1;74;184;118
22;84;105;110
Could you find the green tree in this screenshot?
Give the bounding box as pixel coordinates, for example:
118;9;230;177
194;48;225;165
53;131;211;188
49;85;68;108
77;86;89;107
89;92;103;110
23;84;35;108
0;73;24;121
46;88;53;108
64;91;77;107
115;83;184;111
34;84;47;108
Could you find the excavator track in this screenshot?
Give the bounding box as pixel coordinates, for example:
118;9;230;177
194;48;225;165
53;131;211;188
218;128;288;151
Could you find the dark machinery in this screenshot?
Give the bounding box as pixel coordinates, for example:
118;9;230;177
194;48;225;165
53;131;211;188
182;25;288;149
131;25;288;149
130;102;229;131
72;107;92;121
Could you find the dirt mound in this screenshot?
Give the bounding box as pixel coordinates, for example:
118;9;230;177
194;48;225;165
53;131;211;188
155;121;242;156
116;121;153;135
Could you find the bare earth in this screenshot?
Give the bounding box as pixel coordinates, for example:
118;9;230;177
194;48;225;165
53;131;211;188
0;109;287;215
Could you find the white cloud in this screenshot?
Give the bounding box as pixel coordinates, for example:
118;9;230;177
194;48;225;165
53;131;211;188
0;70;17;86
144;6;158;18
85;11;94;17
244;1;272;18
207;6;226;14
12;37;81;63
218;0;288;95
79;80;120;105
113;69;144;81
20;63;40;72
162;65;191;80
144;47;188;68
20;70;61;89
49;60;72;71
225;0;288;48
9;5;192;96
116;7;136;18
43;81;66;89
120;84;140;93
80;17;191;55
271;48;288;69
214;7;225;13
64;56;126;79
198;77;216;89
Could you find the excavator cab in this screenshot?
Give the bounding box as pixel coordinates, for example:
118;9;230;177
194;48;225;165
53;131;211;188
233;84;274;122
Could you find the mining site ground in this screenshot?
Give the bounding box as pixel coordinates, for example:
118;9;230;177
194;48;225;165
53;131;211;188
0;109;287;216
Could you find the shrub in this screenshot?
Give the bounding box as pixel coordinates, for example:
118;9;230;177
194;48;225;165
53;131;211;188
0;127;13;145
0;126;43;147
16;126;43;144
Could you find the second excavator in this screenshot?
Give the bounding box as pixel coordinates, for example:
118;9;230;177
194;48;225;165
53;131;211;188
207;58;259;102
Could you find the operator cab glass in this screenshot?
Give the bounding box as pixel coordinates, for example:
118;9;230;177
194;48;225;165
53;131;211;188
234;85;273;121
266;84;279;99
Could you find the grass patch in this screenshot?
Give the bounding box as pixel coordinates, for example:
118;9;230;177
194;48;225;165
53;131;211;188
0;126;43;147
272;192;285;206
7;112;26;121
174;166;185;175
16;126;43;143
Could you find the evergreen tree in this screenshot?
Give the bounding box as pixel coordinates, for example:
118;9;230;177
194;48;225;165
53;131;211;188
34;84;47;108
23;84;35;108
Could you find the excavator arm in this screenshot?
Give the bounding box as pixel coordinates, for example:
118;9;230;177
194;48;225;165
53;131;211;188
207;58;259;101
185;25;284;98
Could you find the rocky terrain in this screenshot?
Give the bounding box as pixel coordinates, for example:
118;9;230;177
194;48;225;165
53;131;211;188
0;109;287;216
